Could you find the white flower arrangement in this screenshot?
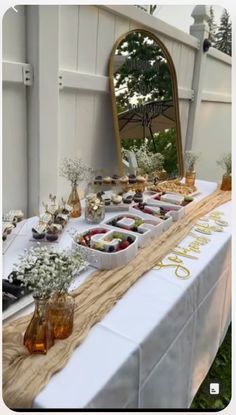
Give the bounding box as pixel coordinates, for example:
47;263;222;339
184;151;200;171
12;245;87;298
130;143;164;175
217;153;231;174
60;157;93;185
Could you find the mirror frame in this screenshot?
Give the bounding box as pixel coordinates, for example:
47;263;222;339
109;28;184;179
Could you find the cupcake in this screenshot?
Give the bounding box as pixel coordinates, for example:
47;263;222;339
2;232;7;241
94;175;103;185
122;195;133;204
136;175;146;191
119;175;129;185
133;191;143;203
46;230;59;242
3;222;15;235
111;194;122;205
9;210;24;222
112;174;119;185
128;174;137;184
32;228;46;240
136;175;146;183
103;176;112;184
104;197;111;206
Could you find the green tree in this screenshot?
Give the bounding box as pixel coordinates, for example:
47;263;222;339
215;9;232;56
207;6;217;45
114;31;172;111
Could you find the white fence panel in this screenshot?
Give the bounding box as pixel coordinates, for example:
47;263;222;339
191;49;231;182
2;5;231;214
2;6;28;214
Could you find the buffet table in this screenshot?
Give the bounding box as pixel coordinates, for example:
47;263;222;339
3;180;231;409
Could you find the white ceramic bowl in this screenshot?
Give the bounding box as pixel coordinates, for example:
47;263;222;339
145;196;185;221
129;205;173;231
72;225;138;269
103;213;164;247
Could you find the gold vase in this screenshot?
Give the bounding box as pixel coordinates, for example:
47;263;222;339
48;292;75;339
220;173;231;191
68;182;81;218
23;297;54;355
185;170;196;188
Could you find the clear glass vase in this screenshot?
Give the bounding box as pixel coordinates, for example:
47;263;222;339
85;196;105;224
185;170;196;188
48;292;75;339
23;297;54;354
68;182;81;218
220;173;231;191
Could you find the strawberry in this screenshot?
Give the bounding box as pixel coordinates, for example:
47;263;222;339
119;240;130;250
90;229;106;236
144;208;153;214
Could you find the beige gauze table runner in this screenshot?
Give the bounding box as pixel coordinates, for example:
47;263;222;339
3;189;231;409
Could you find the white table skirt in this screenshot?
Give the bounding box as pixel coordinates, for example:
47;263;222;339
3;180;231;409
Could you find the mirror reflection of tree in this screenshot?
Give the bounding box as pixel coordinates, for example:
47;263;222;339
114;32;173;110
114;31;178;177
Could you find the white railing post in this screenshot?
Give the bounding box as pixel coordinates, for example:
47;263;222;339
26;5;59;216
185;5;210;150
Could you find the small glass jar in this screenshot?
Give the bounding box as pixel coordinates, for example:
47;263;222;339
185;170;196;188
85;195;105;224
48;292;75;339
220;173;231;191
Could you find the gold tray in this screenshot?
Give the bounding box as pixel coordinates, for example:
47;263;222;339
149;180;197;196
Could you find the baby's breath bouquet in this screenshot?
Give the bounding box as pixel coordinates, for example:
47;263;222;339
12;245;86;298
60;157;92;185
60;157;93;218
132;143;164;175
184;151;200;172
217;153;231;174
217;153;232;191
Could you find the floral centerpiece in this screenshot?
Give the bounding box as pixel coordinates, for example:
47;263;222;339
184;150;200;188
13;245;86;352
60;157;93;217
217;153;231;191
130;142;165;181
184;151;200;172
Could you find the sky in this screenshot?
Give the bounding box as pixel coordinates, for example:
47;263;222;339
153;5;225;33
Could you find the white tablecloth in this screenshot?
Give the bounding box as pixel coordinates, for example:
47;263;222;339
3;180;231;409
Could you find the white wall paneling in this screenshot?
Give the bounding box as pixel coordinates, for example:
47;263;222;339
2;5;231;214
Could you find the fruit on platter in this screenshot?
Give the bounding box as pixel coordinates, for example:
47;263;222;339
107;215;147;234
75;228;134;252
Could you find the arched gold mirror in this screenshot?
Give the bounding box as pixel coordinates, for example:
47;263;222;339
109;29;184;179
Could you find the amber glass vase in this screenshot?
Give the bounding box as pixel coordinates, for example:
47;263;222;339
185;170;196;188
220;173;231;191
23;297;54;354
68;182;81;218
48;293;75;339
